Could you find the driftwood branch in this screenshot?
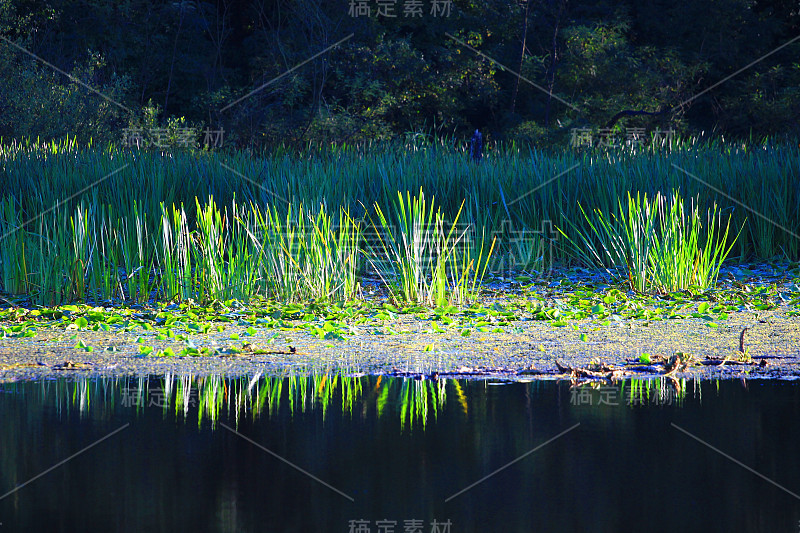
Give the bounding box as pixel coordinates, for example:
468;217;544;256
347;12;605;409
555;360;629;380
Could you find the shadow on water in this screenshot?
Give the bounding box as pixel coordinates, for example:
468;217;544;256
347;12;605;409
1;375;798;532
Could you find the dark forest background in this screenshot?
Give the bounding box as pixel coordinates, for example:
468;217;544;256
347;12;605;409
1;0;799;149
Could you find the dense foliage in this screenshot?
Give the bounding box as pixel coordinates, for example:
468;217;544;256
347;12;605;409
1;0;799;149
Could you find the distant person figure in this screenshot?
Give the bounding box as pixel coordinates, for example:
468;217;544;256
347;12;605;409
470;129;483;162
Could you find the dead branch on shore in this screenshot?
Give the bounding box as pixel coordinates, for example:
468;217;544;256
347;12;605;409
554;359;632;381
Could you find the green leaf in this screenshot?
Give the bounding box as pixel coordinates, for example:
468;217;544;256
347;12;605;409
139;345;154;356
74;339;92;352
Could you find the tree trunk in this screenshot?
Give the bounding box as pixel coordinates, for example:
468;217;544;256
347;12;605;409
510;0;531;114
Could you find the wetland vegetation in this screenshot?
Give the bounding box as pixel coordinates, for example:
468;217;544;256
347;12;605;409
1;137;797;307
0;137;798;381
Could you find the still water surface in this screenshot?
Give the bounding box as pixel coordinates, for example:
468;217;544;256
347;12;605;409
1;375;798;532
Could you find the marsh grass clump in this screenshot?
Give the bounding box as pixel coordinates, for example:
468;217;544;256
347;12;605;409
559;190;741;293
155;198;364;304
0;193;364;305
242;201;363;303
364;189;495;306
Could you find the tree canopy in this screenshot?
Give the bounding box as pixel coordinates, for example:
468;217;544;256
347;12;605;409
1;0;798;149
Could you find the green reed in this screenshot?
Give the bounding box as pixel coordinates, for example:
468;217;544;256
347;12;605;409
0;136;797;304
560;191;740;292
365;189;493;306
365;189;455;306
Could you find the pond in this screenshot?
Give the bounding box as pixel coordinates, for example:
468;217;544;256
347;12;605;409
1;375;799;532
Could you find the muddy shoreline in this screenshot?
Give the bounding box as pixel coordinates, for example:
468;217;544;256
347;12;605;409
1;305;797;382
2;264;799;383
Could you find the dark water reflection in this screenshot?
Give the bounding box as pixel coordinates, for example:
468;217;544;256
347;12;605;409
1;375;798;532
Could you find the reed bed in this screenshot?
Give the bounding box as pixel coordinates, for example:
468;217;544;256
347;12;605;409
559;191;740;293
364;189;495;306
0;136;797;305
